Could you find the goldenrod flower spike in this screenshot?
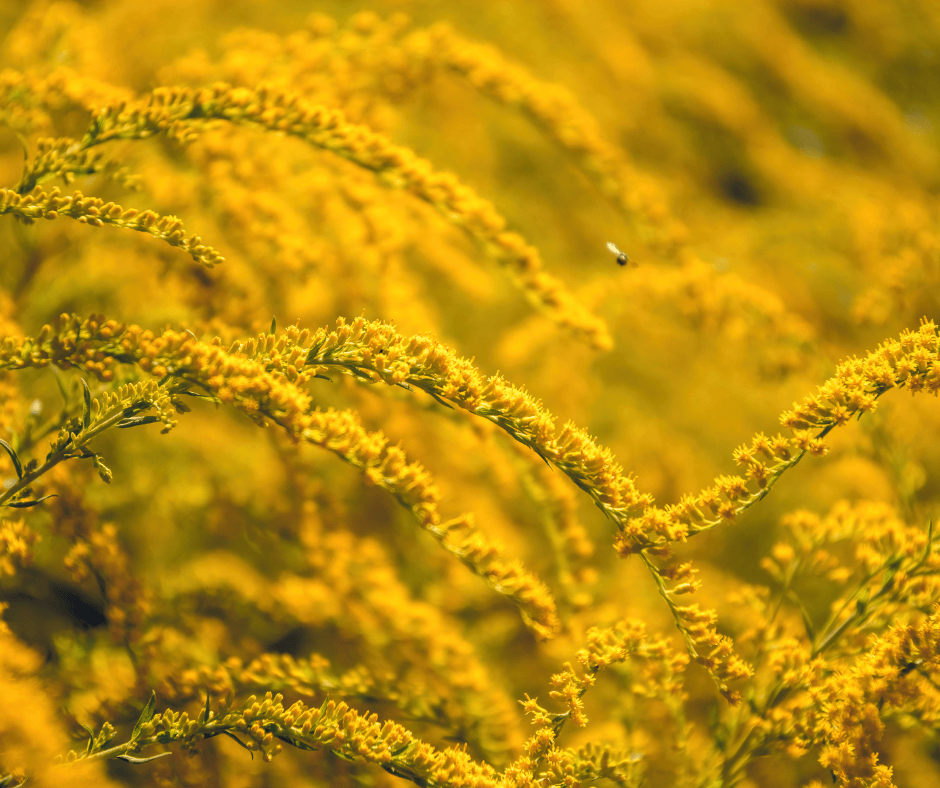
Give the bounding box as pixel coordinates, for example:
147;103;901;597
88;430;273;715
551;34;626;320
283;316;752;697
807;609;940;788
614;319;940;555
156;651;506;757
62;690;504;784
14;136;141;194
31;83;610;349
510;622;687;786
0;315;558;638
294;315;938;700
0;187;224;268
159;495;522;761
300;316;648;517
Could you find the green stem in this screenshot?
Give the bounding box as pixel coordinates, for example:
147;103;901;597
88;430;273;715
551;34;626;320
0;405;126;507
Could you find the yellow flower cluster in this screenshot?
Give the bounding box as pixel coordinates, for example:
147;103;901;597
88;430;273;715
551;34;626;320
157;500;521;761
808;610;940;788
615;320;940;555
77;689;505;785
213;314;808;699
505;620;685;787
14;138;140;194
228;314;940;704
296;316;647;517
547;618;687;728
17;80;610;348
218;314;939;571
0;188;222;267
0;314;559;638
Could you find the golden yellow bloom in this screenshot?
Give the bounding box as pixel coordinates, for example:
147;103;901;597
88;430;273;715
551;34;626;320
0;314;558;637
0;188;222;267
17;79;611;348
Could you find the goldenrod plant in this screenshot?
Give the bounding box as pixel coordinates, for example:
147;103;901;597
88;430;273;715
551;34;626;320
1;2;939;787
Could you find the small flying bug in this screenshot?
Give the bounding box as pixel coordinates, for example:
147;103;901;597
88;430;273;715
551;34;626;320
606;241;631;266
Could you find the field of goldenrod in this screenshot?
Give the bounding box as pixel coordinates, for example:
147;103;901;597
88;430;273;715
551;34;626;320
1;1;939;786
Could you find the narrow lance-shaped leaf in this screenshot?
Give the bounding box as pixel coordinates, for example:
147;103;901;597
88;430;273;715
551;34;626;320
116;752;172;764
117;415;162;429
80;378;92;430
5;494;58;508
0;439;23;479
218;730;254;759
180;389;222;404
81;723;96;756
270;316;277;335
131;691;156;743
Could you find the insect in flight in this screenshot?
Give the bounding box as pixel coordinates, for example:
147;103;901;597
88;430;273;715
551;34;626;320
606;241;632;266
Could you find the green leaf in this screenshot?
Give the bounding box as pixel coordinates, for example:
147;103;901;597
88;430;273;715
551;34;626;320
5;494;58;508
124;400;153;417
117;415;162;429
426;390;455;410
270;316;277;335
277;732;317;751
131;691;156;742
219;730;254;759
80;378;92;430
179;390;221;403
116;752;171;764
346;366;376;383
81;723;96;755
0;439;23;479
203;689;211;724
